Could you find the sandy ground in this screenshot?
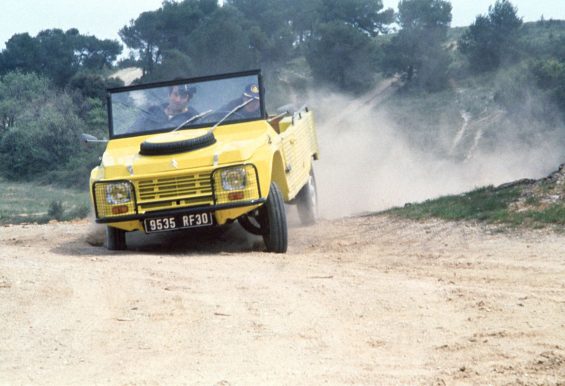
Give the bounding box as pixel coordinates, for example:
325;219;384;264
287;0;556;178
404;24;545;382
0;214;564;385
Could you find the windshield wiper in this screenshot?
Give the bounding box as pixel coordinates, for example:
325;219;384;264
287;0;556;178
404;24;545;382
171;109;213;132
210;97;258;133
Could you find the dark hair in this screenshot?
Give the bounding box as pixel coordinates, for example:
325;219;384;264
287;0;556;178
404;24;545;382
169;84;196;98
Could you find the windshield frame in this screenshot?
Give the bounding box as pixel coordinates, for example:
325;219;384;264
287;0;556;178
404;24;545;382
106;69;266;139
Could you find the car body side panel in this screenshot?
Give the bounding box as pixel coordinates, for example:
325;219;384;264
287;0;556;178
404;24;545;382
279;111;319;200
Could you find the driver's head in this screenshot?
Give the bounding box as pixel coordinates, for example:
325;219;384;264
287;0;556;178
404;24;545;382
242;83;260;112
167;84;193;114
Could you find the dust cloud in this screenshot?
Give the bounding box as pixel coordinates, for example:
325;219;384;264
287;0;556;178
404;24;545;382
304;87;564;219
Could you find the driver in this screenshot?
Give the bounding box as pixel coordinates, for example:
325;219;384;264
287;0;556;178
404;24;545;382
132;84;199;131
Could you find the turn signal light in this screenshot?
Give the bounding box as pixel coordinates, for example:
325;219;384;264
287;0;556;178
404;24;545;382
112;205;130;215
228;191;245;201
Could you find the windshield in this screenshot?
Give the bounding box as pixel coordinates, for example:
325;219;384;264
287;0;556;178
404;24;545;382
109;72;263;137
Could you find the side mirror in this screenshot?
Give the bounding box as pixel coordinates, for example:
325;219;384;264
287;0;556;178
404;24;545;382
81;133;108;144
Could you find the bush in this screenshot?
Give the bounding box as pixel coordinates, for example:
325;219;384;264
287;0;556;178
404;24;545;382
47;200;64;221
531;59;565;116
0;86;86;181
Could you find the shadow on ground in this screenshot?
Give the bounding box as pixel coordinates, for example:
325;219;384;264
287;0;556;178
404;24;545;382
52;222;266;257
51;205;309;257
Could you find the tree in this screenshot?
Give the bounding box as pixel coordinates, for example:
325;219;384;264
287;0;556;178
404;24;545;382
222;0;290;70
306;21;380;93
158;0;218;51
0;34;40;75
119;0;396;84
68;72;124;100
382;0;452;91
459;0;523;72
142;49;195;82
285;0;321;44
187;6;259;75
318;0;394;36
0;29;121;86
72;34;122;71
119;0;218;76
302;0;393;92
119;10;164;76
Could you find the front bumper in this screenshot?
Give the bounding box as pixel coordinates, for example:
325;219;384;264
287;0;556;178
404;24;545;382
93;164;263;225
95;198;266;224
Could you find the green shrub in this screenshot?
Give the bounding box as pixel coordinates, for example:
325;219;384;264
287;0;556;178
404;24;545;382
47;200;64;221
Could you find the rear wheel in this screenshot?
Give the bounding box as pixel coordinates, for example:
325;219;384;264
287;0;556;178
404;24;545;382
106;226;127;250
261;183;288;253
296;168;318;225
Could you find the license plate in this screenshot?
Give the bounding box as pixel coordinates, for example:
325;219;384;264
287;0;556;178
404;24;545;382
144;212;214;233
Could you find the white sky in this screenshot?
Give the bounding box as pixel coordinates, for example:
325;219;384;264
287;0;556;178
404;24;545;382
0;0;164;49
382;0;565;26
0;0;564;51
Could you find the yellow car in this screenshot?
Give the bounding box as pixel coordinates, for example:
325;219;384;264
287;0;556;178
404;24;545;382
84;70;319;253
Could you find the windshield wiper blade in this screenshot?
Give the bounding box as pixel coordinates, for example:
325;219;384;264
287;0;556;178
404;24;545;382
171;109;213;132
210;97;257;133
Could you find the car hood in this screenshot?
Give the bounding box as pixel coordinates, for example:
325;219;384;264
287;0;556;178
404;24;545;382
100;121;273;180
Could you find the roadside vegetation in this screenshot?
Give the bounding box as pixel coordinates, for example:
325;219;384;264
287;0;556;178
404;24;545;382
387;166;565;229
0;177;89;225
0;0;563;225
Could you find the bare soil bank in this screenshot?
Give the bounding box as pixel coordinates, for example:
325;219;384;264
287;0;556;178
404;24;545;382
0;216;564;385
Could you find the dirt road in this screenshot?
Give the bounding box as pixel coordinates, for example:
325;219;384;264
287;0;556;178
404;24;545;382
0;215;564;385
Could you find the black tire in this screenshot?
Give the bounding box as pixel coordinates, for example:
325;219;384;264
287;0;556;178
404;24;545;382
261;183;288;253
139;131;216;156
296;168;318;226
106;226;127;250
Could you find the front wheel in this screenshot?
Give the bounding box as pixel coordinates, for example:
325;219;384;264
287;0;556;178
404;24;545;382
106;226;127;250
261;183;288;253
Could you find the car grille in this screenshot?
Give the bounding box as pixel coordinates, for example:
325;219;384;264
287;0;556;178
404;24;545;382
136;172;213;211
